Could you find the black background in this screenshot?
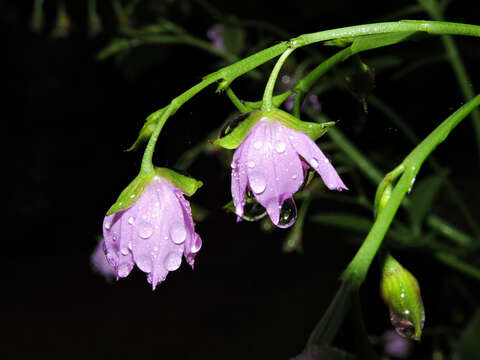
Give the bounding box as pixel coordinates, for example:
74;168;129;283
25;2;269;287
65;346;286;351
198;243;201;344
3;1;479;359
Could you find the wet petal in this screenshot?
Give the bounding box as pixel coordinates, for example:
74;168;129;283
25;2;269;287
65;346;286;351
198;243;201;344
287;128;347;191
231;129;253;219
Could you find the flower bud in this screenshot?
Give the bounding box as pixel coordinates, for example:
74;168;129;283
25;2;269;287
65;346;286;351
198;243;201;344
380;253;425;341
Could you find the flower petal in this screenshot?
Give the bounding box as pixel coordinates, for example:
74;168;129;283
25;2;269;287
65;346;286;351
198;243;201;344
287;129;347;191
246;120;303;226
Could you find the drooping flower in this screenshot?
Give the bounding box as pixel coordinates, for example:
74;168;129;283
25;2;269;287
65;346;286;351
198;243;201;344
102;169;203;289
216;109;347;228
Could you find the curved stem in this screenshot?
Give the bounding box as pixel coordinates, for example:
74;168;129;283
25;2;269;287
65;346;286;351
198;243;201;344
261;47;295;112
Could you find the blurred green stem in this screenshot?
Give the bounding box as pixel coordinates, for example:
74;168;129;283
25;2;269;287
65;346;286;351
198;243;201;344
420;0;480;158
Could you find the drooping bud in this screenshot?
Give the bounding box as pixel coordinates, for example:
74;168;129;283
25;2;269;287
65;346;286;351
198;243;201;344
380;253;425;341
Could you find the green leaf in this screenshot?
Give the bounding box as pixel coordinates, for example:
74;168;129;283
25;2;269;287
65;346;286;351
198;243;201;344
350;31;418;54
408;175;443;233
155;167;203;197
107;173;155;215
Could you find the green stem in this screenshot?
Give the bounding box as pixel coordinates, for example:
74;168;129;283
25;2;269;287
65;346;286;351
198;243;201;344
225;87;249;113
434;252;480;280
343;95;480;287
262;47;295;112
141;104;174;174
421;1;480;158
427;215;473;247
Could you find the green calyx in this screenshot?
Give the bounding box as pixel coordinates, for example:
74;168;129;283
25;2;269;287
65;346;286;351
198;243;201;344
213;108;335;150
106;168;202;215
380;253;425;341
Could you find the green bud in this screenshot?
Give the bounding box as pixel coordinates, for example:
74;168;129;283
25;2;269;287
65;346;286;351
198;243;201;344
380;253;425;341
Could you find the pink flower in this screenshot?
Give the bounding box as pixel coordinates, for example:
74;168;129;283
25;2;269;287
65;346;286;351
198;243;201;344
103;176;202;290
90;238;116;281
231;117;347;228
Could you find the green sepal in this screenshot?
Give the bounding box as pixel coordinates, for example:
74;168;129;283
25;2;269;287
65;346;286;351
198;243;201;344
214;109;334;150
154;167;203;197
213;111;263;149
270;109;335;141
126;107;166;152
380;253;425;341
107;172;155;215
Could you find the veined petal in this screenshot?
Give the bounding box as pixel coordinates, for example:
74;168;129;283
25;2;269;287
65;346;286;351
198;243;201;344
245;120;303;226
287;129;347;191
231;129;252;219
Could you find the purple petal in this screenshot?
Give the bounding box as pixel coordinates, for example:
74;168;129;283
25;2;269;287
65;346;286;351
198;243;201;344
231;129;252;219
102;176;202;289
287;128;347;191
90;239;116;280
244;119;303;225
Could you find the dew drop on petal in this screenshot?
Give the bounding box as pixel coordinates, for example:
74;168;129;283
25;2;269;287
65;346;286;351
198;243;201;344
247;160;255;168
191;235;202;253
117;263;131;278
275;142;286;153
277;198;298;228
249;171;266;194
170;224;187;244
164;252;182;271
104;221;111;230
254;140;263;149
310;158;319;168
136;255;152;272
231;162;236;169
128;217;134;225
138;220;154;239
120;248;129;256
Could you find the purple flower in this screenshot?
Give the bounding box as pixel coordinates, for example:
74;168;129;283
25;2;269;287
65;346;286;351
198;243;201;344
231;117;347;228
90;238;116;281
383;329;413;359
206;24;225;51
103;176;202;289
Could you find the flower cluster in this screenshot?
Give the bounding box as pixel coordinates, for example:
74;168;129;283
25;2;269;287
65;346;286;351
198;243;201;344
99;109;346;288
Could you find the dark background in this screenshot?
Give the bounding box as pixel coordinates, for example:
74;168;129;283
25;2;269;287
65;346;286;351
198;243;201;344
3;1;479;359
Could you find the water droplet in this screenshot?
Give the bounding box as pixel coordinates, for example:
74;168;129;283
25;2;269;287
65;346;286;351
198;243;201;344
170;224;187;244
219;112;251;138
254;140;263;150
243;199;267;221
138;220;154;239
275;142;286;153
120;248;129;256
128;241;132;250
117;263;131;278
292;174;298;180
277;198;297;228
191;235;202;253
104;221;111;230
136;255;152;272
130;194;135;199
310;158;319;168
164;252;182;271
128;217;134;225
231;162;237;169
390;312;416;340
247;160;255;168
249;172;266;194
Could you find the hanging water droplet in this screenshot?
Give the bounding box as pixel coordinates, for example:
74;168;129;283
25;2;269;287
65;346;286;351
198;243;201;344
310;158;319;168
136;255;152;272
117;263;131;278
231;162;237;169
219;112;251;138
277;198;297;228
275;142;286;153
253;140;263;150
138;220;154;239
390;312;417;340
191;235;202;253
164;252;182;271
104;221;112;230
243;199;267;221
249;171;266;194
170;224;187;244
